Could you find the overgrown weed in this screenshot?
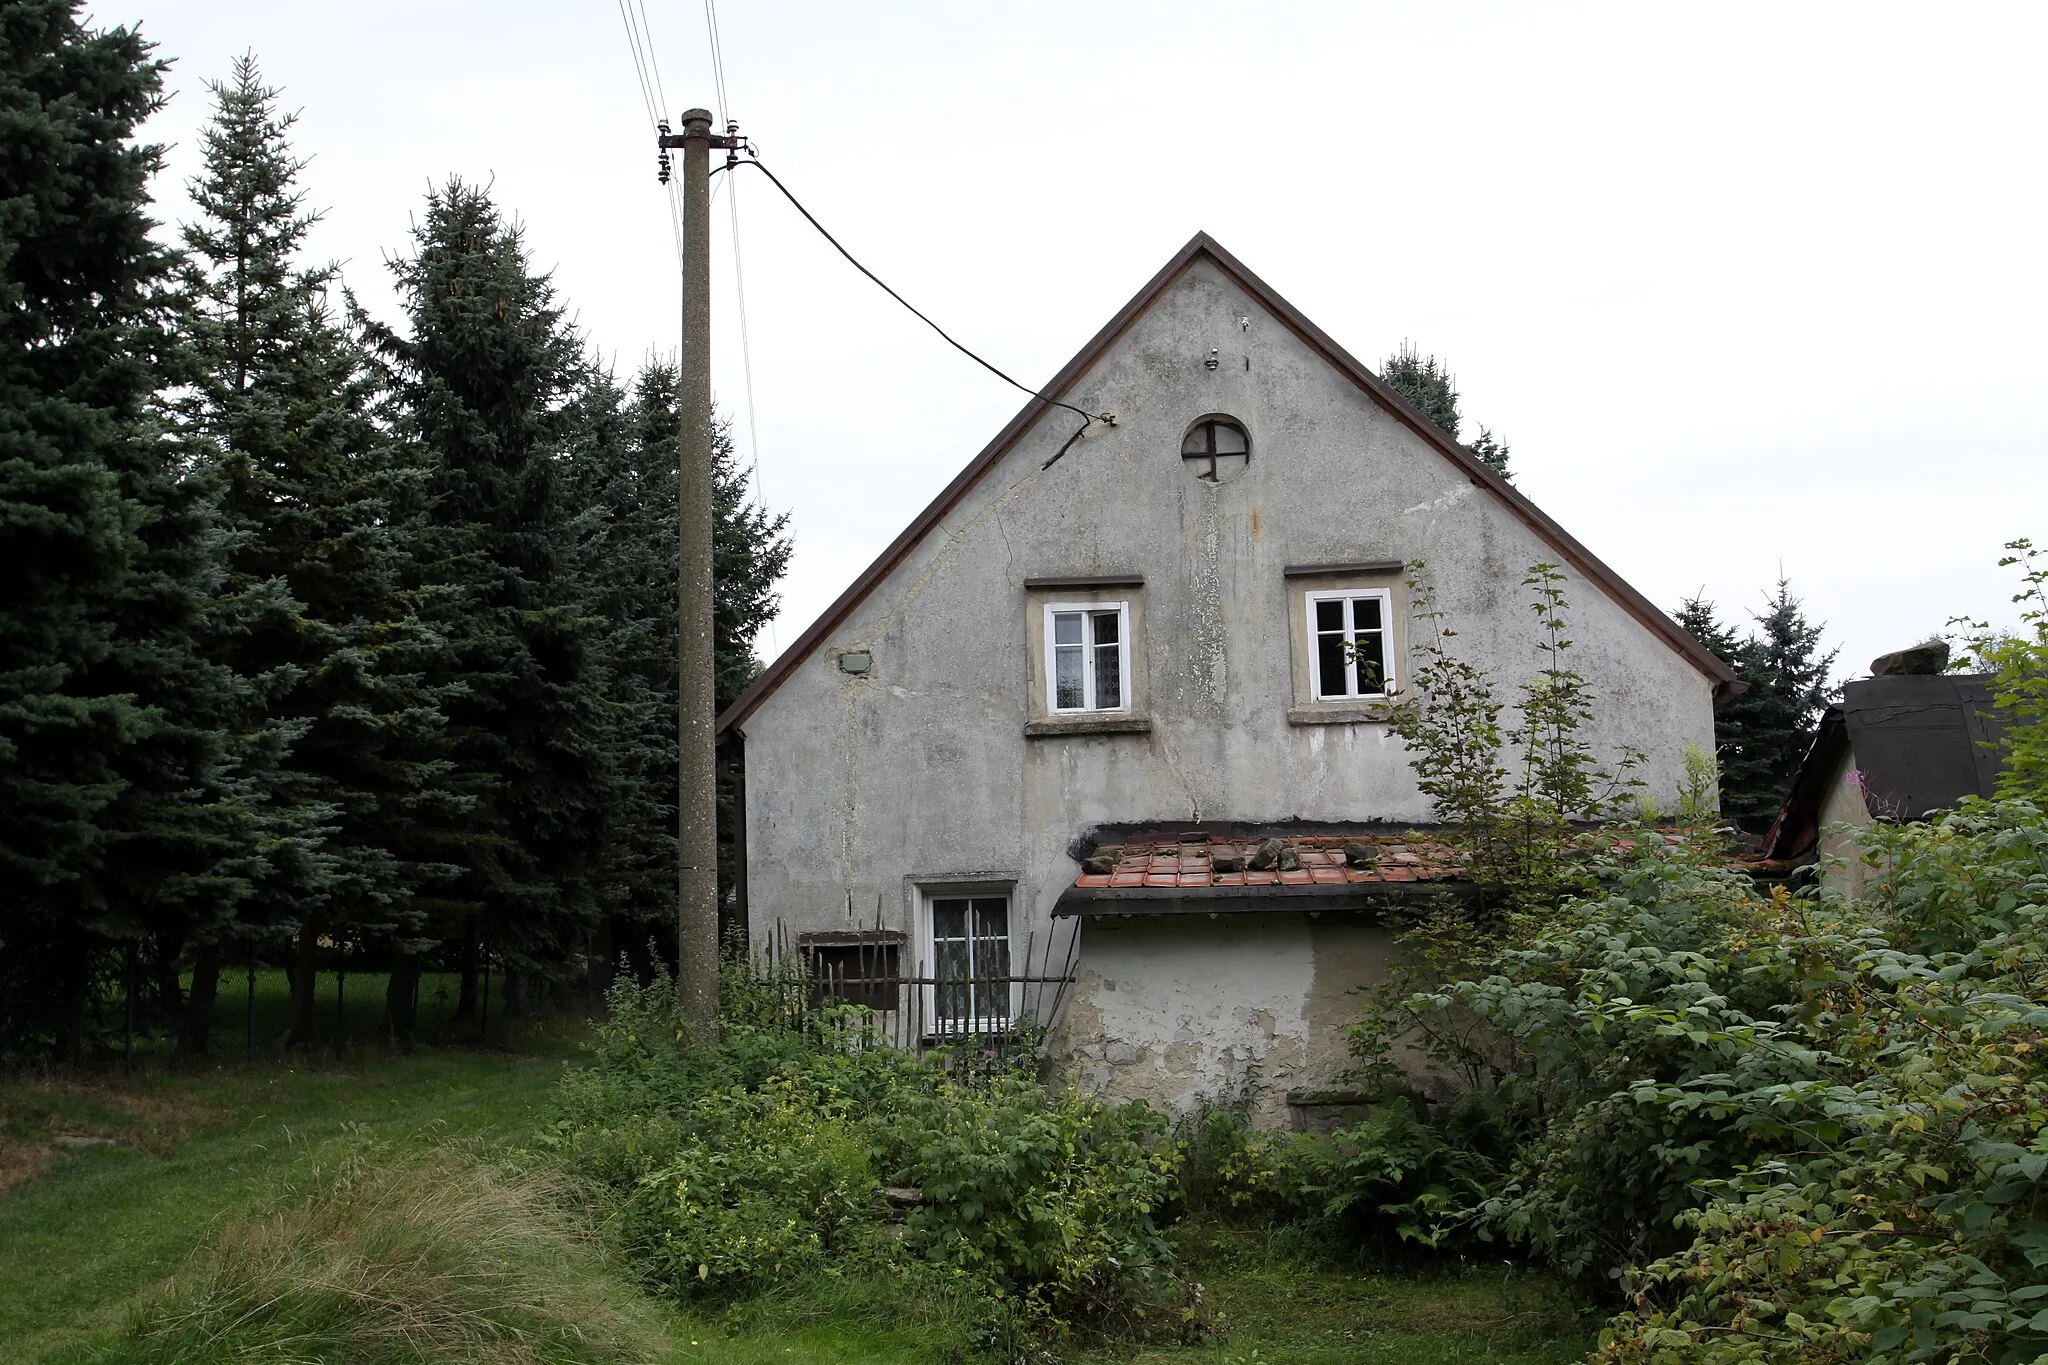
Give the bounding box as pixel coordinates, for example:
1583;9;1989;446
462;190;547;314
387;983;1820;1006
82;1136;667;1364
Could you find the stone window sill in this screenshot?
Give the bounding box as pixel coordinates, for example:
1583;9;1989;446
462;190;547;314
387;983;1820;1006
1024;714;1153;738
1287;704;1393;727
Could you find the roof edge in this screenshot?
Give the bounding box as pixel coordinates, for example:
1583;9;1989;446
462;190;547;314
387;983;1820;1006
719;231;1734;736
1183;235;1737;692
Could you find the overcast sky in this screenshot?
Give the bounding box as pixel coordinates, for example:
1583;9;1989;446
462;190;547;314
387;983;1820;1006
126;1;2047;680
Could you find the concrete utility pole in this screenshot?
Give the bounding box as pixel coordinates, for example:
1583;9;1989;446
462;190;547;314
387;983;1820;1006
661;108;740;1036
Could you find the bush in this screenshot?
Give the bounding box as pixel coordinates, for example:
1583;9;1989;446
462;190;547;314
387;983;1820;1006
1334;798;2048;1362
1585;802;2048;1363
617;1077;877;1295
544;971;1198;1345
1178;1095;1501;1251
888;1075;1181;1332
1315;541;2048;1357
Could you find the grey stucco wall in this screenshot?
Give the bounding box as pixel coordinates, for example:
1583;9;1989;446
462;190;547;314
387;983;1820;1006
1055;915;1406;1126
738;257;1716;1043
1817;748;1878;898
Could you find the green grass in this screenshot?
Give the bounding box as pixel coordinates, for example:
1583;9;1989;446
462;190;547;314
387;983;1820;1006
0;1034;577;1357
105;967;542;1066
1;1019;1595;1364
1083;1222;1596;1364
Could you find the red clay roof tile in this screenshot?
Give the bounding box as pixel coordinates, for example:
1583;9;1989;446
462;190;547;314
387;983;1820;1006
1072;832;1467;896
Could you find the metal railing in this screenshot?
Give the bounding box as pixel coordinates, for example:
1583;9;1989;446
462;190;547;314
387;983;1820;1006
752;920;1079;1053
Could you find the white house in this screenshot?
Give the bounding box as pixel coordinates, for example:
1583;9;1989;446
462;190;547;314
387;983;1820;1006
716;233;1736;1125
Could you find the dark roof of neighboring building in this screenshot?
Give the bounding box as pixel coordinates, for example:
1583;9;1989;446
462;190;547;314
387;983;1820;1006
717;232;1740;738
1763;674;2009;860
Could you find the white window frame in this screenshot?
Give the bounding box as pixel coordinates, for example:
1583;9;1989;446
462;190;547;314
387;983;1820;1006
918;886;1018;1035
1042;600;1132;714
1306;587;1395;700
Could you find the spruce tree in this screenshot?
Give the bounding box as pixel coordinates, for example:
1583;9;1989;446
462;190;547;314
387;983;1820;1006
565;368;790;958
556;374;668;968
1675;595;1744;670
177;56;454;1050
1379;342;1512;479
1676;584;1838;831
366;180;608;1014
0;2;265;1057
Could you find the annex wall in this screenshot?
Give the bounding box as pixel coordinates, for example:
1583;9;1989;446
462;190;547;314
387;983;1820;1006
1055;915;1401;1126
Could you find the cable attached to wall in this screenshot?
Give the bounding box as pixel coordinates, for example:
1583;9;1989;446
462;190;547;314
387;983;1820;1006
717;153;1105;470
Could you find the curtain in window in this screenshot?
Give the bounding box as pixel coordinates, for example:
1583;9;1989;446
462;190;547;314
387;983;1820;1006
930;896;1010;1031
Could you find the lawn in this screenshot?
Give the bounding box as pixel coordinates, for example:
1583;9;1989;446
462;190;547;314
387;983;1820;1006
1;998;1595;1364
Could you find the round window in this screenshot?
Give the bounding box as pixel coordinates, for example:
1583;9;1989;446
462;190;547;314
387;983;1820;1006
1181;417;1250;483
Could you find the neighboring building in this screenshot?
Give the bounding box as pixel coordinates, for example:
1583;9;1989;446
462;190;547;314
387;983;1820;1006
716;233;1737;1125
1763;666;2010;894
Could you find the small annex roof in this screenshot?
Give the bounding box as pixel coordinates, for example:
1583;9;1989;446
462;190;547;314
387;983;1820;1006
717;232;1740;738
1054;831;1465;919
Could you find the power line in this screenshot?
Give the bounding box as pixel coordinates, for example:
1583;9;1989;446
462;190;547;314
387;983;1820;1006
728;170;766;508
634;0;670;114
719;153;1098;469
703;0;733;123
632;0;762;512
614;0;687;274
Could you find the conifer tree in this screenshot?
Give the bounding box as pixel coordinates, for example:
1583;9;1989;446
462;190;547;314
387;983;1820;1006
177;56;454;1050
0;2;257;1057
1379;342;1513;479
366;181;608;1013
564;368;790;958
1676;584;1838;830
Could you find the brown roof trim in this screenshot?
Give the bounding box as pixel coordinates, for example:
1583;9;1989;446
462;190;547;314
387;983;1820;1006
718;232;1736;736
1022;574;1145;590
1283;560;1406;579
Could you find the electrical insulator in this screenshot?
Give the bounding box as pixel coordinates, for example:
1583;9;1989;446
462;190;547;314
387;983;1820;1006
658;151;672;184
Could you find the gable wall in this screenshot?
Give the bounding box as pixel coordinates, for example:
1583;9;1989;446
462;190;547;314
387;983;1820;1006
741;258;1714;989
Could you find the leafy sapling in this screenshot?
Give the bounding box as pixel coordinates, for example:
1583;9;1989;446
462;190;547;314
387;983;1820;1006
1950;536;2048;801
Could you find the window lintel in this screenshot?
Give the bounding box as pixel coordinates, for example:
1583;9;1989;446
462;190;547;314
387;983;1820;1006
1283;559;1404;579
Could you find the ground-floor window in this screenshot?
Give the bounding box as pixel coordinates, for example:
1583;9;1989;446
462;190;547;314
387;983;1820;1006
927;892;1012;1033
801;932;903;1011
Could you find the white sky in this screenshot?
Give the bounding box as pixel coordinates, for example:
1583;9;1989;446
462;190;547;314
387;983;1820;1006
126;1;2047;681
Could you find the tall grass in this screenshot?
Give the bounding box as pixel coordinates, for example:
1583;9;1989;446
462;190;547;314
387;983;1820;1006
84;1138;665;1364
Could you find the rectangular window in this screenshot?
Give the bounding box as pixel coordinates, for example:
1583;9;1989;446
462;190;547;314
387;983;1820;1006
928;894;1011;1033
1308;589;1393;699
807;942;901;1011
1044;602;1130;713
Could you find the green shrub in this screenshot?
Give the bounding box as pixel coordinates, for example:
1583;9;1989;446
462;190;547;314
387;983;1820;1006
619;1077;877;1296
888;1076;1181;1331
1345;830;1787;1280
1175;1090;1279;1216
1178;1096;1500;1250
1582;802;2048;1363
1335;797;2048;1362
545;973;1197;1343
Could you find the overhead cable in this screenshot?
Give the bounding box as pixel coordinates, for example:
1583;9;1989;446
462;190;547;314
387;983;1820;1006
615;0;687;273
720;154;1098;469
728;173;767;507
703;0;733;124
